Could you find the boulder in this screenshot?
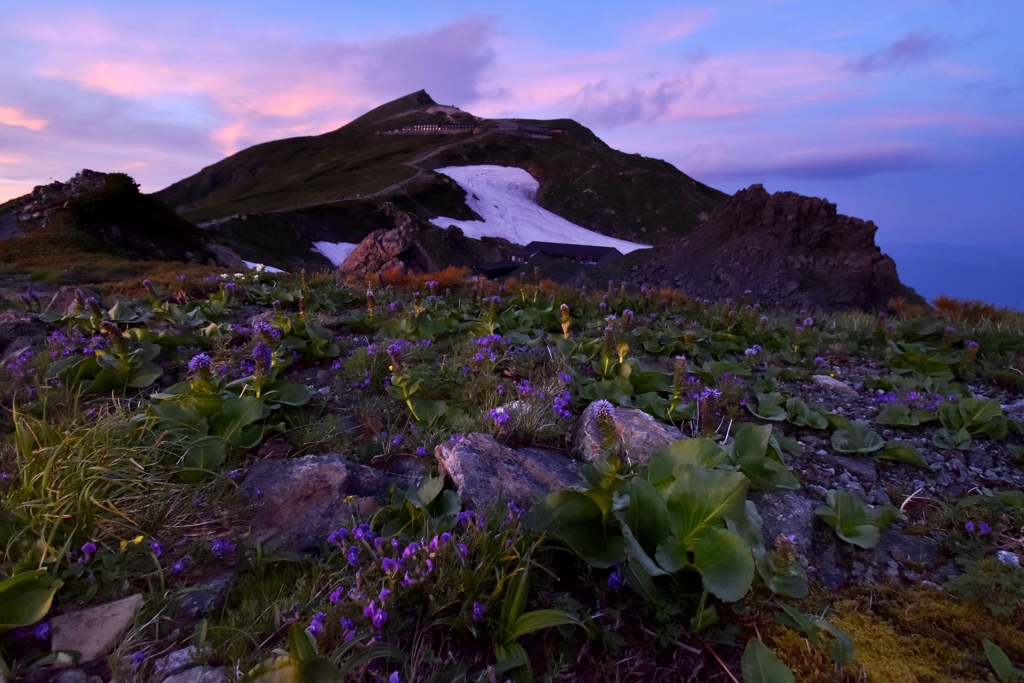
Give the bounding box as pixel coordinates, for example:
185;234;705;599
44;287;100;318
574;403;683;466
812;374;858;397
177;571;234;620
873;531;941;571
435;433;583;508
163;667;226;683
240;454;408;552
749;490;819;558
50;594;143;664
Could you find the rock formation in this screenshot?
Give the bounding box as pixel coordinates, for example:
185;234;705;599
628;184;915;310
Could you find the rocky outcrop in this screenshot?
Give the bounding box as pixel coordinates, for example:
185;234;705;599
574;403;683;466
628;184;915;311
239;454;412;552
435;433;583;507
339;204;506;276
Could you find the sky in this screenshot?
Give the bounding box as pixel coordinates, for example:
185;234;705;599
2;0;1023;254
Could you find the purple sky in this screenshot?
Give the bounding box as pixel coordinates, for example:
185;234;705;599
2;0;1022;248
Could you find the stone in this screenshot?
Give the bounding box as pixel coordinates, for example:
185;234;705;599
44;287;99;318
574;403;683;466
176;572;234;620
0;309;43;354
50;594;143;664
873;531;941;571
162;667;227;683
823;455;878;483
815;546;849;591
811;374;858;397
240;454;407;552
749;491;819;558
435;433;583;508
153;647;200;679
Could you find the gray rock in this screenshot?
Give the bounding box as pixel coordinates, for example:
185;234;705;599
163;666;226;683
53;669;89;683
749;491;819;557
815;546;849;591
574;403;683;466
154;646;199;679
240;454;405;552
177;572;233;620
0;309;42;353
44;286;99;317
812;374;858;396
50;594;143;663
873;531;941;570
435;433;583;508
824;455;878;483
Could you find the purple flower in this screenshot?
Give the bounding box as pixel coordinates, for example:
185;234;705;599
488;407;510;427
382;557;403;574
80;541;97;562
340;617;355;630
188;353;211;373
171;559;187;575
330;586;345;604
252;341;273;376
472;602;485;622
389;672;401;683
307;612;326;638
440;532;452;544
347;546;360;566
416;446;427;457
979;522;992;535
607;570;623;593
211;539;235;558
965;521;975;533
149;540;163;558
457;543;468;557
33;621;50;640
378;588;392;602
132;651;146;669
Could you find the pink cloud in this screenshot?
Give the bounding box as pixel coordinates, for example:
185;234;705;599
627;7;714;44
0;105;47;131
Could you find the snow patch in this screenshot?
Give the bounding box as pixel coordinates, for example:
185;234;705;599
429;165;650;254
242;260;286;274
312;241;359;266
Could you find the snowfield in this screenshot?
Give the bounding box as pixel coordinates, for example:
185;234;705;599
242;260;286;274
429;165;651;254
312;241;359;266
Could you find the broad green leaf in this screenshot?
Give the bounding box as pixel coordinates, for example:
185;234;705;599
620;522;668;577
0;569;63;632
618;478;671;553
824;413;852;431
773;604;820;644
876;403;920;427
262;380;313;407
730;424;773;460
737;455;800;492
816;621;856;669
622;557;659;603
654;536;689;573
815;490;904;549
693;527;754;602
747;393;787;421
416;475;444;508
741;637;796;683
933;427;972;451
648;439;725;485
785;398;829;430
237;656;300;683
665;465;749;547
878;441;933;470
180;439;226;482
127;362;163;388
983;640;1021;682
831;421;884;454
287;623;318;662
756;552;808;599
523;492;623;566
689;591;718;634
959;398;1003;427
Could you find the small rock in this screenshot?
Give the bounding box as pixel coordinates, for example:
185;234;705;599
435;433;583;508
749;490;819;558
162;666;227;683
873;531;941;570
177;572;233;620
997;550;1020;567
154;647;200;679
825;455;878;483
240;454;407;552
50;594;143;664
574;403;683;466
812;374;858;397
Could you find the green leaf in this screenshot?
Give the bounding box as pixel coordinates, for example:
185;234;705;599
287;623;317;662
666;465;750;547
737;455;800;492
878;441;933;470
692;527;754;602
415;475;444;507
816;621;856;669
618;478;671;553
729;423;773;460
785;398;829;430
509;609;584;640
831;421;884;454
127;362;163;388
815;490;905;549
824;413;852;431
747;393;787;421
958;398;1003;427
0;569;63;633
933;427;972;450
773;604;820;645
876;403;921;427
983;640;1022;682
741;637;796;683
523;491;623;566
180;439;226;482
237;656;301;683
648;439;725;485
654;536;689;573
262;380;313;407
408;397;449;426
